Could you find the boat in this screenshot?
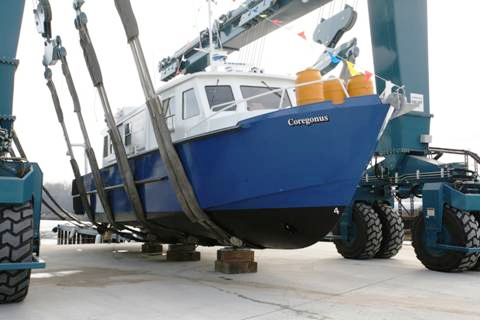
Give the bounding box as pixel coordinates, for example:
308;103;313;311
73;70;391;249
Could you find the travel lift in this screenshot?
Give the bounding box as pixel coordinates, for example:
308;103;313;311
0;0;479;305
332;1;480;272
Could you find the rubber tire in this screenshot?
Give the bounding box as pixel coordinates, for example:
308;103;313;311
334;203;383;259
471;212;480;271
372;203;404;258
412;206;480;272
0;204;33;304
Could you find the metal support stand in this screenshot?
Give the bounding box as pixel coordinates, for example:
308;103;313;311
113;0;241;247
215;248;257;274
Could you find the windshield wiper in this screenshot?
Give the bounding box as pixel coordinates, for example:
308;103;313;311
261;80;282;99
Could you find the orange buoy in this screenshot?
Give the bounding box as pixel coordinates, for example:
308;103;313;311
323;78;346;104
347;74;374;97
295;68;324;106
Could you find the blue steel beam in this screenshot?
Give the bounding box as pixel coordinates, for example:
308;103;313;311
0;258;45;271
0;0;45;272
159;0;331;81
0;0;26;152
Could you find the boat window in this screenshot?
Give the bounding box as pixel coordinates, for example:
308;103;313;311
161;97;175;130
240;85;291;111
109;137;113;154
205;85;236;112
182;88;200;119
103;135;108;158
124;123;132;146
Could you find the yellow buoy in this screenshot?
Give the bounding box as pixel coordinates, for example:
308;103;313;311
295;68;324;106
347;74;374;97
323;78;346;104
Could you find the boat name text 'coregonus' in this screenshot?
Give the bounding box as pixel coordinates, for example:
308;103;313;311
287;115;330;127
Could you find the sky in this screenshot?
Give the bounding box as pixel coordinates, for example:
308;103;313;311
12;0;481;183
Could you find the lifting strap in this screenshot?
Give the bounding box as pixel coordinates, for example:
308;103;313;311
44;67;96;225
59;54;117;227
73;2;185;239
114;0;242;247
34;0;102;226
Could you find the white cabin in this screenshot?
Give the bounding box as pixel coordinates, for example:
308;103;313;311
102;72;296;166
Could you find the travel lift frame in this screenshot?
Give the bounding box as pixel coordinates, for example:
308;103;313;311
332;0;480;272
0;0;479;305
0;0;45;288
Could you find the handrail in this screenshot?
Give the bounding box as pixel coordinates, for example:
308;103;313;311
429;147;480;165
188;78;350;134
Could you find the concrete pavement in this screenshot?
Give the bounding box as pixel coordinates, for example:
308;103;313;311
0;242;479;319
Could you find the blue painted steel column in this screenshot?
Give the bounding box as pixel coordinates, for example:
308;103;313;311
0;0;26;152
367;0;431;157
367;0;430;112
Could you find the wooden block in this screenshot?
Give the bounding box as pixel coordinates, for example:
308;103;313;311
168;244;196;253
166;250;201;262
217;248;255;262
141;242;163;254
215;248;257;274
215;261;258;274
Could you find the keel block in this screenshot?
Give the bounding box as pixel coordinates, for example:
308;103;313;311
215;248;257;274
166;244;200;261
141;242;163;254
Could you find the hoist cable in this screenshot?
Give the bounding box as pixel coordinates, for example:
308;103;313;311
41;200;83;227
42;187;88;226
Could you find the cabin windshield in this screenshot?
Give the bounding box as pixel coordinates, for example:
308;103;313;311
240;85;291;111
205;85;236;112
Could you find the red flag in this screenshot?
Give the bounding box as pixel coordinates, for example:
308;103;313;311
297;31;306;40
271;19;282;26
364;71;373;81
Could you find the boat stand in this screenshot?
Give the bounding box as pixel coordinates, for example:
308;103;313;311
166;244;200;262
215;248;257;274
141;242;163;254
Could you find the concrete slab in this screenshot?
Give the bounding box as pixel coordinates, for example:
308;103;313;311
0;242;478;319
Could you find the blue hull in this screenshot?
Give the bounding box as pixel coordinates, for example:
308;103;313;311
75;95;390;248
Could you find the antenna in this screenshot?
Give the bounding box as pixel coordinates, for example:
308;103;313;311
207;0;215;69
